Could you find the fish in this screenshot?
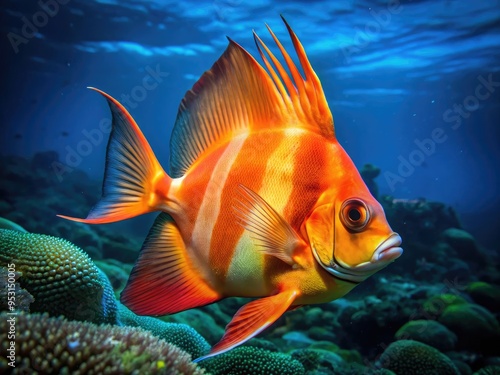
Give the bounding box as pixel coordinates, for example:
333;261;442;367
59;17;403;361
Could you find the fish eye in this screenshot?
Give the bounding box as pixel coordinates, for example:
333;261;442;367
340;199;370;232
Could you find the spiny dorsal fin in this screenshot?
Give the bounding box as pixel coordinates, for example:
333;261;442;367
169;18;334;178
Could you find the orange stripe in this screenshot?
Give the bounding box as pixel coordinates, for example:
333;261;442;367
209;130;285;282
192;134;249;262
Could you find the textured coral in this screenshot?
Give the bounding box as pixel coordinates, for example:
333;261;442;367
201;346;305;375
438;303;500;354
395;320;457;351
0;229;117;324
473;366;500;375
422;293;468;317
0;267;34;312
379;340;459;375
117;302;210;359
466;281;500;313
0;312;204;374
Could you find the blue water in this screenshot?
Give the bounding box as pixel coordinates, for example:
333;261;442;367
2;0;499;245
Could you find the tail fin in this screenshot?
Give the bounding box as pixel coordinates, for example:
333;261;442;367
58;88;171;224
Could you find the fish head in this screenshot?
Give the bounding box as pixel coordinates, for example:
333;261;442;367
305;189;402;284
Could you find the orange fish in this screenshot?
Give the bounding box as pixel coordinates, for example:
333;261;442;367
59;17;403;361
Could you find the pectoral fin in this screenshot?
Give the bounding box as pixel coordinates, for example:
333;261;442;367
195;290;298;362
233;184;305;266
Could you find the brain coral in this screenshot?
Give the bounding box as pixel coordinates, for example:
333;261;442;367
0;229;116;324
379;340;459;375
0;312;204;374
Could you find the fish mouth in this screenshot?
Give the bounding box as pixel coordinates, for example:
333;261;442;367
312;233;403;284
372;233;403;263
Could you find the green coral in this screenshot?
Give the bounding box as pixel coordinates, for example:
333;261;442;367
202;346;305;375
473;366;500;375
0;229;117;324
438;303;500;354
395;320;457;351
422;293;468;317
118;302;210;359
291;348;343;372
95;259;132;298
379;340;459;375
466;281;500;313
0;312;204;374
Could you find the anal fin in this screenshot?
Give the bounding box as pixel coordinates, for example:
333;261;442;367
120;213;221;315
194;289;298;362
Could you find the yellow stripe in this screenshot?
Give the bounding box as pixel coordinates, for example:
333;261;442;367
226;129;303;291
257;128;303;214
191;133;249;262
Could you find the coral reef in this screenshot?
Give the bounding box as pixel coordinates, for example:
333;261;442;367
201;346;305;375
379;340;460;375
442;228;487;265
95;259;132;297
118;302;210;359
1;154;499;373
466;281;500;313
438;302;500;354
0;229;117;324
395;320;457;351
0;312;204;374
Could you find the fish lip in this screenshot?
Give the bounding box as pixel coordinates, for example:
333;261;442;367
312;233;403;283
372;233;403;262
348;233;403;272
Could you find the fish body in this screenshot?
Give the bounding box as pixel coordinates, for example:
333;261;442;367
60;17;402;360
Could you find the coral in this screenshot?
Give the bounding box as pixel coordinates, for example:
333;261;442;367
379;340;460;375
466;281;500;313
395;320;457;351
0;229;117;324
473;366;500;375
438;303;500;354
291;348;343;372
0;312;204;374
117;302;210;359
202;346;305;375
422;293;468;318
452;360;472;375
95;259;132;296
165;307;225;345
0;267;34;312
442;228;486;264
